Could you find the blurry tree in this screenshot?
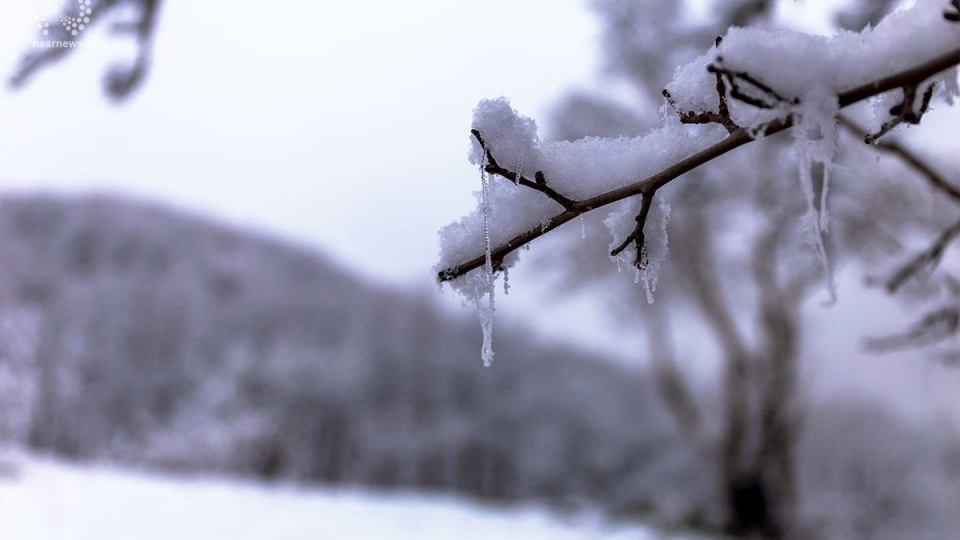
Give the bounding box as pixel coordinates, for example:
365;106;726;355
0;194;706;514
438;0;960;538
10;0;163;101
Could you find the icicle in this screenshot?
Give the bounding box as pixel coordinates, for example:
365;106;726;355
514;146;524;186
793;88;838;305
580;215;586;239
478;153;496;366
475;288;495;368
819;164;831;232
480;158;493;280
616;258;622;273
798;157;837;305
503;266;510;296
634;266;641;284
643;279;655;304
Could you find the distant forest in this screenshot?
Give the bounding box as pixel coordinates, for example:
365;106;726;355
1;194;956;535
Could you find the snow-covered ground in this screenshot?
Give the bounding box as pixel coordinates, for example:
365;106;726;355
0;451;657;540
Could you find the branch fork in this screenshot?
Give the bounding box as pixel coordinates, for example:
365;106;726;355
610;192;656;269
470;129;578;210
864;83;935;144
663;37;800;133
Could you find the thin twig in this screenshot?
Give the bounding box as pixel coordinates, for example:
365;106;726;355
837;115;960;204
884;218;960;293
610;192;656;269
438;48;960;282
708;62;799;109
865;304;960;351
864;83;935;144
470;129;577;210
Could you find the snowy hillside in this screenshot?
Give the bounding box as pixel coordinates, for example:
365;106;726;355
0;452;662;540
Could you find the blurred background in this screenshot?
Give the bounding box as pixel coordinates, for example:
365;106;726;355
0;1;958;539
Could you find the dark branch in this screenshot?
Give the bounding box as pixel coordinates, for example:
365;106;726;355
865;304;960;352
946;0;960;22
709;61;799;110
865;83;936;144
882;218;960;293
661;46;747;134
470;129;578;210
610;192;656;269
838;115;960;204
9;0;163;102
438;48;960;282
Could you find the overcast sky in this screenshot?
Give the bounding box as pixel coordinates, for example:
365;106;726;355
0;0;600;284
0;0;654;362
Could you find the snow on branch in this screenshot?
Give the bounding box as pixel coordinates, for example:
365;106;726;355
436;48;960;284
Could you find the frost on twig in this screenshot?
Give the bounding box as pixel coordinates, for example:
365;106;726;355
606;194;671;304
471;129;577;210
864;83;936;144
609;192;656;267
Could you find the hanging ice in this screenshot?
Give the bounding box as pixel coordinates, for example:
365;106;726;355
479;152;496;366
793;87;839;304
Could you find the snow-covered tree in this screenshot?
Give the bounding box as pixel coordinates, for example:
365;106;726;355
437;0;960;537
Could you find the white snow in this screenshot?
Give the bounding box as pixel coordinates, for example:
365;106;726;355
667;0;960;131
605;196;672;304
0;452;660;540
437;99;726;295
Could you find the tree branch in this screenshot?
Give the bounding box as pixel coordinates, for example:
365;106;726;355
837;115;960;204
864;82;935;144
470;129;577;210
883;218;960;293
438;48;960;282
610;192;656;269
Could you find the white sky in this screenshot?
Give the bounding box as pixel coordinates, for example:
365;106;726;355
1;0;957;417
0;0;600;285
0;0;645;364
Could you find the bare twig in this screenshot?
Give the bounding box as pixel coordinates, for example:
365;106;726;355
470;129;578;210
865;304;960;351
610;192;656;269
709;61;799;110
10;0;164;102
838;116;960;204
662;37;741;133
883;218;960;293
864;83;935;144
438;48;960;282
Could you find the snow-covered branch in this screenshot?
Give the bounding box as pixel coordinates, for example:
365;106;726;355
437;48;960;284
